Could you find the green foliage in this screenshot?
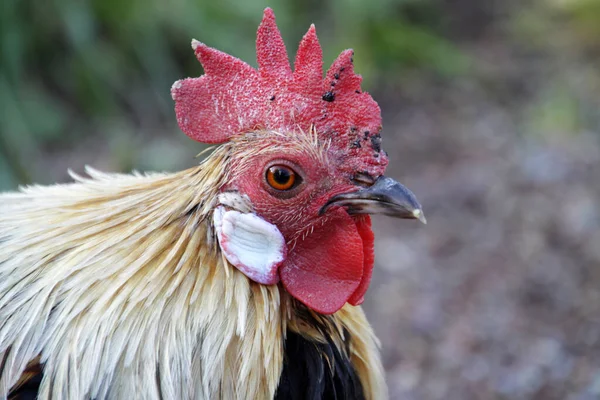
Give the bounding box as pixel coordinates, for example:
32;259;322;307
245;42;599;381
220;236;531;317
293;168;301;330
1;0;467;189
559;0;600;46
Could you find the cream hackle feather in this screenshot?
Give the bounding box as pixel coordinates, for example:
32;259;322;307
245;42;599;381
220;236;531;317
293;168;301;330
0;135;386;399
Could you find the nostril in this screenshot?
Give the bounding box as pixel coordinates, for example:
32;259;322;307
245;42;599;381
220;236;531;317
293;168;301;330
352;172;376;188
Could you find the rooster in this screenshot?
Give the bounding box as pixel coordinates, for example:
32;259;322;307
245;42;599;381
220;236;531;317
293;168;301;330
0;8;424;400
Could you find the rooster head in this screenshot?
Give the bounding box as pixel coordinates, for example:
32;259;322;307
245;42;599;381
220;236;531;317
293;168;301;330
171;8;425;314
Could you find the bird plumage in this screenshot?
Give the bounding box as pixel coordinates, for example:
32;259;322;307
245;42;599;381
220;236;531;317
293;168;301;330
0;139;385;399
0;8;425;399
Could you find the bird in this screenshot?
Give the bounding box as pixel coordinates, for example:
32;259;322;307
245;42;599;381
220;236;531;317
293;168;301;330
0;8;425;400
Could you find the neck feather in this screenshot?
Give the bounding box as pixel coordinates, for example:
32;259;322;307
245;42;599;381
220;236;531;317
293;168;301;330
0;146;385;399
0;149;285;399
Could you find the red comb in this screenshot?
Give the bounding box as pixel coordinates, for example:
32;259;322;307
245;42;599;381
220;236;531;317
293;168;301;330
171;8;383;153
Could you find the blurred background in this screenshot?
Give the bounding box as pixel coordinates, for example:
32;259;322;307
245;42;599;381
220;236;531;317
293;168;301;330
1;0;600;398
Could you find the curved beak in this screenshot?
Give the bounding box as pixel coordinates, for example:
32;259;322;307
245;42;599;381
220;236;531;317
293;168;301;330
321;176;426;224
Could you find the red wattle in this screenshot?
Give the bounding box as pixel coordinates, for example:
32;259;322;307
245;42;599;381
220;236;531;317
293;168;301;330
279;208;375;314
348;215;374;306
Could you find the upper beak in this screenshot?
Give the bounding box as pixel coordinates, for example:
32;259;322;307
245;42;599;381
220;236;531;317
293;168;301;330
321;176;426;224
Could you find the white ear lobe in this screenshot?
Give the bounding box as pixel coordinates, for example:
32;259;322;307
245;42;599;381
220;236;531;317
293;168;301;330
213;206;287;285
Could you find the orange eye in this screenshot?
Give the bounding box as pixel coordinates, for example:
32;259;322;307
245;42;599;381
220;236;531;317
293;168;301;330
266;165;297;191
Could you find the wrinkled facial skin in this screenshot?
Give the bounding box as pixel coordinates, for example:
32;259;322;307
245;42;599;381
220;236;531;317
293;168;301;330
174;8;421;314
222;134;373;314
218;131;422;314
223;133;372;241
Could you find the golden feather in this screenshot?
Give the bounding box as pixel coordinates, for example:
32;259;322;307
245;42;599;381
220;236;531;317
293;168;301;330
0;138;386;399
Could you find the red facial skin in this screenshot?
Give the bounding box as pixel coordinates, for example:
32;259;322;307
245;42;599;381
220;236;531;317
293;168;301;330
224;140;381;314
172;8;390;314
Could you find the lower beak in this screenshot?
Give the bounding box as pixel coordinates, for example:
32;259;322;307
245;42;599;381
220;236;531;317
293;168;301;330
321;176;426;224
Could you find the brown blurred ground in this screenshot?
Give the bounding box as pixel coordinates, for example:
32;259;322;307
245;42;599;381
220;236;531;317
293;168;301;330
363;12;600;398
367;86;600;399
2;0;600;398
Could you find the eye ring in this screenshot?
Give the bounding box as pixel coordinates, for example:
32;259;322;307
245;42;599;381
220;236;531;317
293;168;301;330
266;165;297;191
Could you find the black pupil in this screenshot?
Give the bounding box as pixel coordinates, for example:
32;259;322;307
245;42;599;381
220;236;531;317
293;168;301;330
273;168;291;184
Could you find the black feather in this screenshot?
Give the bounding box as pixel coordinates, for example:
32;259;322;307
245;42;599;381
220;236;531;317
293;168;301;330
8;371;42;400
275;310;365;400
